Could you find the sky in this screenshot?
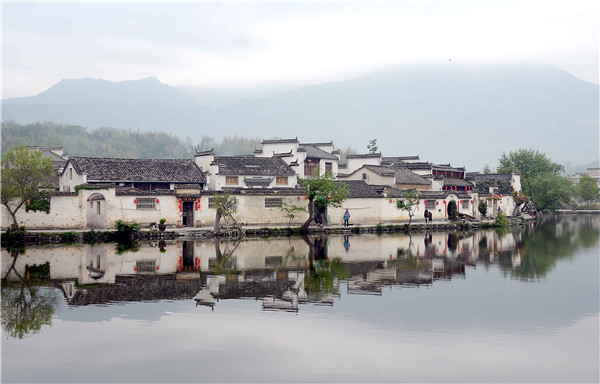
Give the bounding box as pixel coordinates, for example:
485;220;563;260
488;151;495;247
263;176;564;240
1;1;598;99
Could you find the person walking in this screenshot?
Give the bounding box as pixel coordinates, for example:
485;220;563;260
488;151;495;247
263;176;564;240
424;209;429;223
343;209;350;227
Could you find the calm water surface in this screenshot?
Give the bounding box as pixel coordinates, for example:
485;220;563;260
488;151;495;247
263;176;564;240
2;215;599;383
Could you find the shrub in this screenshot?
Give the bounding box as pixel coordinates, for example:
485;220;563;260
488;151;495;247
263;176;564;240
478;201;488;217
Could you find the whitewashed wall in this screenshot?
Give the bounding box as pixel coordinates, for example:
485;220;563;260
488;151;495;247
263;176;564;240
1;195;85;230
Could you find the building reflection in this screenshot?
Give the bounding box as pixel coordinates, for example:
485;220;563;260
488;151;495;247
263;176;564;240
2;215;597;314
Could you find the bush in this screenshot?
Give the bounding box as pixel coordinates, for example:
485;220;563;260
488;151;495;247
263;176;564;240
448;201;458;220
115;220;140;234
494;210;510;227
478;201;488;217
60;231;78;244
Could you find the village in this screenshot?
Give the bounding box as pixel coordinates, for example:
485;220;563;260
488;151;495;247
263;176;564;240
1;138;523;232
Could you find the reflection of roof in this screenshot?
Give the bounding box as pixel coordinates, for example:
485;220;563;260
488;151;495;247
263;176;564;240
213;156;295;176
65;157;207;183
298;145;338;160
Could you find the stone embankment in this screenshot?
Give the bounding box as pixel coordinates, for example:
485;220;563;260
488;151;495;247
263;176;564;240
2;216;536;246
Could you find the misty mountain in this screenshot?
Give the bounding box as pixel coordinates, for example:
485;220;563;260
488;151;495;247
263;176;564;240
2;63;598;170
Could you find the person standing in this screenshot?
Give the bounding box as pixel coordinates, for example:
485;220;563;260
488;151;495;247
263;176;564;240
424;209;429;223
343;209;350;227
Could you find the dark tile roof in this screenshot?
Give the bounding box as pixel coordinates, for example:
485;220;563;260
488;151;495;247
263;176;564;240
194;149;214;157
299;141;333;147
338;180;381;198
213;156;295;176
468;173;514;183
403;162;433;170
219;187;306;195
66;157;207;183
261;138;298;144
432;164;465;173
116;186;177;196
244;177;274;187
443;178;474;187
346;153;382;159
381;155;420;164
298;145;338;160
350;165;431;185
420;191;471;199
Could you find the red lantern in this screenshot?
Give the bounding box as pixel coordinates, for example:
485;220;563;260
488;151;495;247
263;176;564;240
500;194;503;198
297;196;301;200
134;198;137;204
409;199;412;202
424;200;427;204
156;199;159;203
436;201;439;205
470;200;473;203
443;200;446;203
389;199;392;203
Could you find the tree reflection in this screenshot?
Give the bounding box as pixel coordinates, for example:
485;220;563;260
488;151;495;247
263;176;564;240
303;235;349;296
500;217;599;280
1;249;56;339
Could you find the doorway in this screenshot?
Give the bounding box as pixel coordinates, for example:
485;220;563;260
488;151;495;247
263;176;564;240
182;202;194;227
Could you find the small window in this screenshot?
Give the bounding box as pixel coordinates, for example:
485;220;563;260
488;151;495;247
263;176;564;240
265;197;283;208
462;200;470;208
208;197;216;209
69;168;73;180
425;201;436;209
96;201;101;215
226;176;238;185
136;197;156;210
90;201;94;208
276;177;288;185
362;173;367;180
325;162;332;172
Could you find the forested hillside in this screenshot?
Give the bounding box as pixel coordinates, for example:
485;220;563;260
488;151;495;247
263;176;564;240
1;121;261;158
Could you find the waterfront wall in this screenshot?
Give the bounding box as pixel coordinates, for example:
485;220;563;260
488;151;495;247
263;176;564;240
1;189;517;230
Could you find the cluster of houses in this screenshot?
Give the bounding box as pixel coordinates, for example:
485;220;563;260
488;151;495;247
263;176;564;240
1;139;522;230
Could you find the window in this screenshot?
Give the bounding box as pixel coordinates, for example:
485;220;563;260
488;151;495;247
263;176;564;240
425;201;436;209
276;177;288;185
69;168;73;180
325;162;332;172
136;260;156;273
136;197;156;210
462;200;470;208
304;159;319;177
265;197;283;208
96;201;101;215
226;176;238;185
362;173;367;180
208;197;216;209
90;201;94;208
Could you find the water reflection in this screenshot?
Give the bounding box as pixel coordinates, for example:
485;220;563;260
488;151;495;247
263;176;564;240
1;215;599;335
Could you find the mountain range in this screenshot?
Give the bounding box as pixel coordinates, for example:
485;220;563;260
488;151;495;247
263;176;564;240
2;63;598;171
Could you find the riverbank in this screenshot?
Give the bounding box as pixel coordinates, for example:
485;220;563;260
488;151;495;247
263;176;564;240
2;215;538;247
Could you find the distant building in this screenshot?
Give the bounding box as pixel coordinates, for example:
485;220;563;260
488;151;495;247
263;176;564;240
195;151;297;190
254;138;340;178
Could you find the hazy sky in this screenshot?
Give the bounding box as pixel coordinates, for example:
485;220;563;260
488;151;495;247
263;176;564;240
2;1;598;99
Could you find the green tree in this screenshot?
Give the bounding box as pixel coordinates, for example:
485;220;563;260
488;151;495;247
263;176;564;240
396;189;419;225
577;174;599;204
298;172;349;231
528;174;575;211
1;146;55;230
280;201;307;224
367;139;378;154
497;149;564;194
213;193;240;233
482;164;492;174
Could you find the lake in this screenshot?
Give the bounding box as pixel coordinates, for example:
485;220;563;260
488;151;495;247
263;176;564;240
2;214;599;383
